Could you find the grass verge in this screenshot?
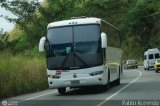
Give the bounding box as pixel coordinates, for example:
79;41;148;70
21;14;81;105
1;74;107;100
0;49;48;99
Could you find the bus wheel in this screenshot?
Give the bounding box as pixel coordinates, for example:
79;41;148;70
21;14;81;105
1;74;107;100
116;69;120;85
155;70;158;73
58;88;66;94
105;71;110;91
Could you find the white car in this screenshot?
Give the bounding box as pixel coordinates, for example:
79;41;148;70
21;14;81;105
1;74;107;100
144;48;160;70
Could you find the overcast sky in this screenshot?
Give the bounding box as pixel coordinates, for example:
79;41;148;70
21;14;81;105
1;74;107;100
0;0;44;32
0;7;16;32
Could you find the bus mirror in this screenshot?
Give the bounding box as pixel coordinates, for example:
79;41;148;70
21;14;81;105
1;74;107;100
101;32;107;48
39;37;46;52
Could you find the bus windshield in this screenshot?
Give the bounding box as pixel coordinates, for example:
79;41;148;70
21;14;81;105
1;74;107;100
46;24;102;70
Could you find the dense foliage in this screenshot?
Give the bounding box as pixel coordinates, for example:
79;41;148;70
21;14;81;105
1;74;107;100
1;0;160;59
0;0;160;99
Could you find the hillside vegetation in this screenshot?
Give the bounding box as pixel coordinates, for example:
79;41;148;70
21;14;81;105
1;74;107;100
0;0;160;59
0;0;160;98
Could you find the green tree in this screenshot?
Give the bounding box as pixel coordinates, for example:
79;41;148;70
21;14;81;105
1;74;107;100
0;0;41;44
120;0;160;59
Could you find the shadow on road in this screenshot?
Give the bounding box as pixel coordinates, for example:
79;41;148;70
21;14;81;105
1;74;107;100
56;83;128;96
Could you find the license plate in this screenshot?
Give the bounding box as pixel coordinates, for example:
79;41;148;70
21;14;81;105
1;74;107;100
71;80;80;85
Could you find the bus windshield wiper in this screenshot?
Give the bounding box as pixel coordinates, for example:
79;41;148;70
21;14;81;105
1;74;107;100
60;52;89;69
73;52;89;67
60;53;70;68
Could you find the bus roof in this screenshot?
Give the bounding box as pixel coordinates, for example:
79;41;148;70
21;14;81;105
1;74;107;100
148;48;159;52
47;17;101;28
144;48;160;55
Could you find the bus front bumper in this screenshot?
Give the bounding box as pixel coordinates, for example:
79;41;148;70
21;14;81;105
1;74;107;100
48;75;105;89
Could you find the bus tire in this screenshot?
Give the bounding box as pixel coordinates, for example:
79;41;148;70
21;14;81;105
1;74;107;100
58;88;66;94
105;70;110;91
155;70;158;73
116;68;120;85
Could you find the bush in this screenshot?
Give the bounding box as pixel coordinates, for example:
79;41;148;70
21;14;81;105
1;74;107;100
0;33;9;50
0;50;48;99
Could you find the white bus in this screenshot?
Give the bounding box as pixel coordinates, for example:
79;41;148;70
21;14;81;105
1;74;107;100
144;48;160;70
39;17;122;94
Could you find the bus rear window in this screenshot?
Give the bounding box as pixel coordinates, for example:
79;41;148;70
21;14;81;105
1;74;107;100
148;54;153;59
155;53;160;59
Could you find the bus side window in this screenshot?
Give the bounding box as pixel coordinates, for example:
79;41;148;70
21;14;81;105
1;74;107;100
101;21;120;48
155;53;160;59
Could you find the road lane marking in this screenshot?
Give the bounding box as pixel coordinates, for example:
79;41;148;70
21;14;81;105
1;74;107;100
15;70;141;104
96;70;142;106
24;91;57;100
18;90;57;103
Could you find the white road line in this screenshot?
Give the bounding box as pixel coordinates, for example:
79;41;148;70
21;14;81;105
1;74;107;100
17;70;141;104
18;90;57;103
96;70;142;106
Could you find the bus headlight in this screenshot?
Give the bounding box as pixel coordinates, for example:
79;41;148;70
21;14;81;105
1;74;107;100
89;71;103;76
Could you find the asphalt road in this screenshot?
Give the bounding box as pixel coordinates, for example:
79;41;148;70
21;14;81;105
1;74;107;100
2;66;160;106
